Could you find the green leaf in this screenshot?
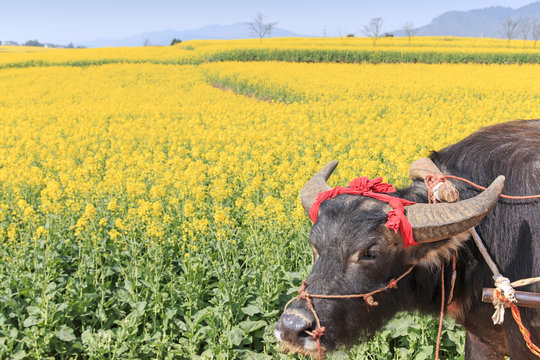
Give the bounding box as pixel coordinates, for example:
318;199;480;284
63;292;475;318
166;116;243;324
227;327;244;346
239;320;267;334
241;305;261;316
56;302;68;312
414;345;433;360
262;309;279;318
12;350;27;360
126;301;147;320
97;304;107;322
191;308;209;326
55;325;76;341
46;282;57;294
23;315;41;327
134;301;146;312
236;349;273;359
26;306;40;316
165;308;176;320
81;328;92;344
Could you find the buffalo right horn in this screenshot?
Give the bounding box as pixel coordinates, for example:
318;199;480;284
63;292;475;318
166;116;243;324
300;161;338;217
406;175;505;242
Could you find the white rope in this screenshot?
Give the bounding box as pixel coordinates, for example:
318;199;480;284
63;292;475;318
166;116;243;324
512;277;540;288
491;275;517;325
468;228;520;325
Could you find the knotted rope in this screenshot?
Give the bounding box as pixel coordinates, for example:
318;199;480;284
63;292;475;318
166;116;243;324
425;174;540;357
495;289;540;357
425;174;540;201
284;172;539;359
284;266;415;360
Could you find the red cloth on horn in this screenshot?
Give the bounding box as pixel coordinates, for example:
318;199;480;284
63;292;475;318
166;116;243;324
309;177;418;248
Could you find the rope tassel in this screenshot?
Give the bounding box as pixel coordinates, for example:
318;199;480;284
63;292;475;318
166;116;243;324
491;275;517;325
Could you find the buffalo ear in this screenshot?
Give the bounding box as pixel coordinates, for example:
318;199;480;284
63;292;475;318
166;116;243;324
403;231;470;266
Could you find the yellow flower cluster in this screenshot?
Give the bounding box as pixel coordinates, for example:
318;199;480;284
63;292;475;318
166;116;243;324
0;40;539;260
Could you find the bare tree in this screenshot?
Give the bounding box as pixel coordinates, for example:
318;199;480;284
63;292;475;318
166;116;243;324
498;18;520;47
402;21;418;45
532;17;540;48
248;12;277;43
363;17;383;46
143;38;151;47
519;17;531;47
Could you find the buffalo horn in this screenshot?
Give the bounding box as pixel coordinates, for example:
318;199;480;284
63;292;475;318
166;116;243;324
406;175;505;242
300;161;338;216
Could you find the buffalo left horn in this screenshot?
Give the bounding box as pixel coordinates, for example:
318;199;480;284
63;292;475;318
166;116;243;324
406;175;505;242
300;161;338;216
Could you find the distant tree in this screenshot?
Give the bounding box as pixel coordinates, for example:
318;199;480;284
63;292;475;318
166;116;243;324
499;18;520;47
402;21;418;45
519;17;531;47
363;17;383;46
66;42;74;49
532;17;540;48
384;33;393;37
248;12;277;43
143;38;151;46
24;39;44;47
170;38;182;46
346;34;355;37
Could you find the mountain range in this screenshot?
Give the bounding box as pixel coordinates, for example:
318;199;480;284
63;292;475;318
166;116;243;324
79;2;540;47
79;23;303;48
399;1;540;38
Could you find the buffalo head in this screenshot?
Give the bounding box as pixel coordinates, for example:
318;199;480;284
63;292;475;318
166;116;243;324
275;161;504;356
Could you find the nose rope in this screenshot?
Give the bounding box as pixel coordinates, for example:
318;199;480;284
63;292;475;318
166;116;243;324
283;265;415;360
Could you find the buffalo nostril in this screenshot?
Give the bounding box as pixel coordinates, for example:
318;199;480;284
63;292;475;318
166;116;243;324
277;310;314;344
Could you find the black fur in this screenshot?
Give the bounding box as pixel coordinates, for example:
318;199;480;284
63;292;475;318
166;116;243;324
277;120;540;359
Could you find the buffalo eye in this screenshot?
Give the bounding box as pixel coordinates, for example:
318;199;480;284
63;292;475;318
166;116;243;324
349;246;380;263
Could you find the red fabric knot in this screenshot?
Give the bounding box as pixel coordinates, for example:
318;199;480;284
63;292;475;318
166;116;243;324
310;176;418;248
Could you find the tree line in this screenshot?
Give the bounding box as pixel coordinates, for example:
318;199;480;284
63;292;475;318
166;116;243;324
499;17;540;47
246;12;540;48
353;16;540;47
1;39;86;48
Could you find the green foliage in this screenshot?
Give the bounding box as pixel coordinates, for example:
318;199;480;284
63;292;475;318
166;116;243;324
0;212;466;358
346;313;465;360
3;47;540;72
170;38;183;46
206;48;540;64
0;210;316;358
205;72;306;104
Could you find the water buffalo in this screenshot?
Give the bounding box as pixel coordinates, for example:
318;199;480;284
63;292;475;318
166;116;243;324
275;120;539;359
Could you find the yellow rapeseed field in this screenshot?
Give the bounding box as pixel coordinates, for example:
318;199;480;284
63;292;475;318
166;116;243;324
1;36;540;68
3;61;539;247
0;38;539;358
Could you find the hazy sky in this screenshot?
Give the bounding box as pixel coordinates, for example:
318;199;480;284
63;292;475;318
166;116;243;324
0;0;536;44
